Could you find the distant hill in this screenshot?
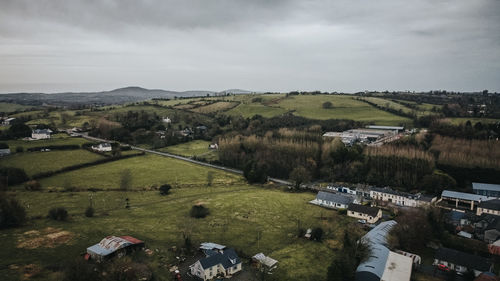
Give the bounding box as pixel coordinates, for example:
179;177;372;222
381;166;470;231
0;87;252;106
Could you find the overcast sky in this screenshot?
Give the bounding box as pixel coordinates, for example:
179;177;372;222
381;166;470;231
0;0;499;93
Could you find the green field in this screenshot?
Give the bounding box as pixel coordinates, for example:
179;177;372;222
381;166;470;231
161;140;219;162
190;101;239;114
37;153;241;189
444;117;500;125
6;134;91;151
0;102;34;113
0;150;104;177
0;184;353;281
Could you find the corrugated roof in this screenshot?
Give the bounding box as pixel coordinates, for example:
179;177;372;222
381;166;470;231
441;190;491;202
316;191;354;205
362;220;397;246
348;204;380;217
435;247;491;272
86;236;143;257
252;253;278;268
473;183;500;192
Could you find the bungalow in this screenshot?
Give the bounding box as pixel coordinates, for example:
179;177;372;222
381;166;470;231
92;143;112;152
86;236;144;262
310;191;354;209
433;247;492;277
347;204;382;224
31;129;52;140
473;183;500;198
356;220;413;281
189;248;242;281
477;199;500;216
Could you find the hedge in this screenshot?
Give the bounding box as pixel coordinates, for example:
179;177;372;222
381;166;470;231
27;144;80;152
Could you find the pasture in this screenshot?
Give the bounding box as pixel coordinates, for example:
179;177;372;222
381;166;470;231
5;134;91;151
0;102;34;113
0;149;104;177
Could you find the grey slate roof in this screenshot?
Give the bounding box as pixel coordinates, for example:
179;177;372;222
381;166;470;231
199;248;241;270
348;204;380;217
473;183;500;192
316;191;354;205
32;129;51;134
479;199;500;211
435;247;491;272
441;190;491;202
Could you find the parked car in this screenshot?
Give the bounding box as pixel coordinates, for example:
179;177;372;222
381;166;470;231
358;219;367;224
437;264;450;272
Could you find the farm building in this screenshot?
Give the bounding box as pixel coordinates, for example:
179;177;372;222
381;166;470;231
252;253;278;270
86;236;144;261
439;190;492;211
477;199;500;216
1;117;16;126
310;191;354;209
31;129;52;140
189;248;242;281
366;125;404;132
199;242;226;253
473;183;500;198
356;220;413;281
433;247;492;277
347;204;382;224
92;143;112;152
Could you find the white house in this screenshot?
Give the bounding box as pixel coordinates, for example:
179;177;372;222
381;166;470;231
162;117;171;123
189;248;242;281
370;187;417;207
310;191;354;209
31;129;52;140
92;143;112;152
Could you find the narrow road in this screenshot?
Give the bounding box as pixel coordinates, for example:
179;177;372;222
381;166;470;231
75;132;292;186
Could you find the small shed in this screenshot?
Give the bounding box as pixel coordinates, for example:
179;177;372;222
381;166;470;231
86;236;144;261
252;253;278;270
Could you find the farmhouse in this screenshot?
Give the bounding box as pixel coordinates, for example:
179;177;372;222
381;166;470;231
473;183;500;198
31;129;52;140
310;191;354;209
189;248;242;281
86;236;145;262
439;190;492;211
347;204;382;224
356;220;413;281
92;143;112;152
477;199;500;216
433;247;492;277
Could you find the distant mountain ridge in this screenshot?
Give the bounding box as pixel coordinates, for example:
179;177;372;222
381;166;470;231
0;86;255;106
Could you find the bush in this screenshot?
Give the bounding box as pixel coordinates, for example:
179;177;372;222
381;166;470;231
159;184;171;195
190;205;210;218
322;101;333;109
15;146;24;153
310;227;324;241
0;196;27;228
0;167;29;186
48;207;68;221
24;180;41;191
85;207;94;217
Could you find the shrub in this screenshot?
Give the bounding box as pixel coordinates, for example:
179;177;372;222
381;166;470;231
15;146;24;153
48;207;68;221
24;180;41;191
190;205;210;218
310;227;324;241
0;196;27;228
322;101;333;109
159;184;171;195
85;207;94;217
0;167;29;185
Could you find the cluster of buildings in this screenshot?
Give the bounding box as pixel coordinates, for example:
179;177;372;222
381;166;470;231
31;129;52;140
323;125;404;146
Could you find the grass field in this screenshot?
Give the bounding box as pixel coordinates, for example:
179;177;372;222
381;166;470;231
0;102;34;113
190;101;239;114
6;134;92;151
444;117;500;125
160;140;219;162
37;153;241;189
0;149;105;177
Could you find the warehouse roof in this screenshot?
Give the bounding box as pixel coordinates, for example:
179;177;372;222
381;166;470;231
441;190;491;202
473;183;500;192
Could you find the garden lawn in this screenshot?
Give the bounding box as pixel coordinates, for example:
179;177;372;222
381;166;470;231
38;153;242;189
0;149;105;177
0;185;354;281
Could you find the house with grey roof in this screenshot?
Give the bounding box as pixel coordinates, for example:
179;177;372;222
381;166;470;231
189;247;242;281
473;183;500;198
92;143;112;152
477;199;500;217
433;247;492;277
439;190;493;211
310;191;354;209
356;220;413;281
347;204;382;224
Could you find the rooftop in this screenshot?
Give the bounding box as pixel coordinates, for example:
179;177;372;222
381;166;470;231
316;191;354;205
441;190;491;202
435;247;491;272
199;248;241;270
367;125;404;130
473;183;500;192
380;251;413;281
87;236;143;257
479;199;500;211
348;203;380;217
